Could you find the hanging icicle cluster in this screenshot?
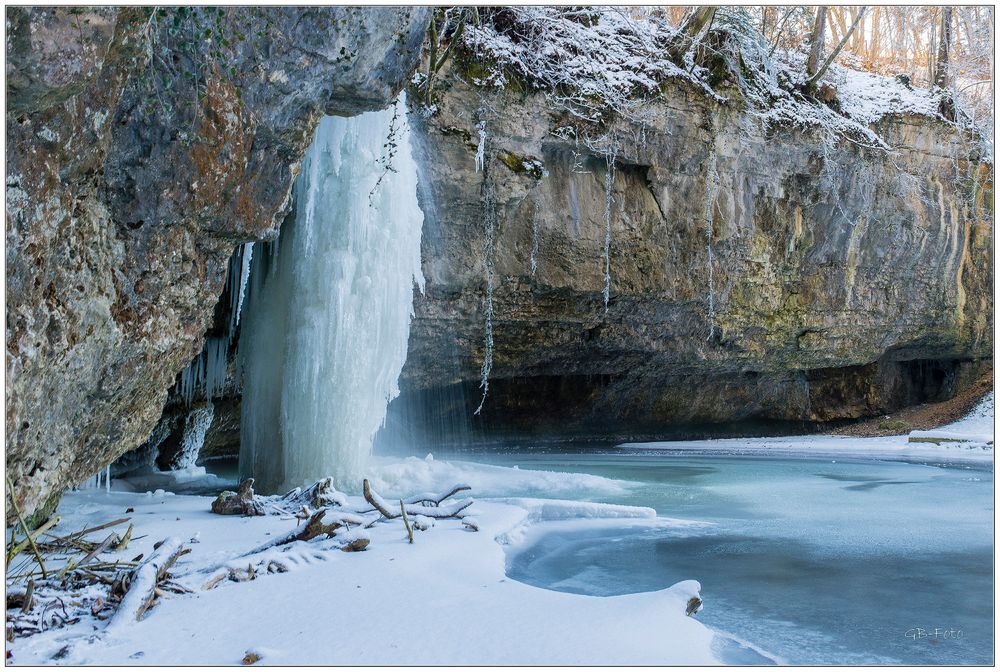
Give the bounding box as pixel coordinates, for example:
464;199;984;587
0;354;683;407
231;242;254;335
175;242;254;407
79;465;111;492
176;336;228;407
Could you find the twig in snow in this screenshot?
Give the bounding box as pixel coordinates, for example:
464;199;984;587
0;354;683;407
403;485;472;506
6;476;49;579
399;500;414;544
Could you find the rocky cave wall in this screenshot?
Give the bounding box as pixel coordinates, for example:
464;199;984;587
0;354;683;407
6;7;430;519
392;64;993;443
135;60;992;460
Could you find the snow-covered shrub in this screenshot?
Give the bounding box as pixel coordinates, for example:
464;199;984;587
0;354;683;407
454;6;984;151
462;7;698;122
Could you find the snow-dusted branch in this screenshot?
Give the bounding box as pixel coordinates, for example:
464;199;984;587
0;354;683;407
363;479;474;520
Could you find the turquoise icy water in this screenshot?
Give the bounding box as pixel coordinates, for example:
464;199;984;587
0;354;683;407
450;451;994;665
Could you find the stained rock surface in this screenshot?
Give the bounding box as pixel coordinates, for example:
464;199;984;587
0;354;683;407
392;67;992;442
6;7;429;518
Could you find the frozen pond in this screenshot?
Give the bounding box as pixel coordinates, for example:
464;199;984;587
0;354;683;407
472;452;992;665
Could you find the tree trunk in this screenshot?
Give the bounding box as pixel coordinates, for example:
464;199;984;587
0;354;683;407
666;7;716;64
935;6;953;89
805;7;828;80
928;11;937;85
866;7;882;69
805;7;868;92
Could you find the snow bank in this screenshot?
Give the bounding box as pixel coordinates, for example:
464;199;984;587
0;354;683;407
495;497;657;521
918;391;994;441
621;392;994;464
463;6;693;120
496;501;710;551
829;63;940;125
367;454;632;498
8;489;718;666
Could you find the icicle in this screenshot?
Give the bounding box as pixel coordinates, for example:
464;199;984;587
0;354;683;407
234;242;253;331
79;469;102;490
172;402;214;471
474;140;497;416
202;336;228;401
474;119;487;172
239;95;425;492
529;210;540;277
602;145;617;314
704;149;720;340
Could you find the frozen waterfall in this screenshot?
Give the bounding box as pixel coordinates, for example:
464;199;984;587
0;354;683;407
238;102;425;493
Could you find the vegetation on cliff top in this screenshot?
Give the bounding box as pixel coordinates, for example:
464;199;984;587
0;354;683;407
418;6;992;156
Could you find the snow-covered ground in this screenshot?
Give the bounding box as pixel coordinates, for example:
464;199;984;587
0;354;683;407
620;392;994;465
7;462;715;666
908;391;994;444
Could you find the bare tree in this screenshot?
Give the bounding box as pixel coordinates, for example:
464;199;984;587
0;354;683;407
806;7;868;92
666;7;716;64
805;7;828;80
934;6;953;89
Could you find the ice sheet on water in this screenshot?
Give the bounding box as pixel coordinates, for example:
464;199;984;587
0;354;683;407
500;452;993;665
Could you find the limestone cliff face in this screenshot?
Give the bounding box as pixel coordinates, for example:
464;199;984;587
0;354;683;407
6;7;429;518
395;68;992;441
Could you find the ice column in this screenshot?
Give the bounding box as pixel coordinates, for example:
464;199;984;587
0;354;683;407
239;101;425;492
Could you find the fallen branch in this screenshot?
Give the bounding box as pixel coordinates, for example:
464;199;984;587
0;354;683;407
22;579;34;613
403;484;471;506
363;480;474;520
78;533;117;567
7;515;61;563
59;532;116;579
244;509;367;556
203;573;227;591
113;524;134;552
363;480;395;518
108;538;189;627
54;517;131;544
284;478;348;509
